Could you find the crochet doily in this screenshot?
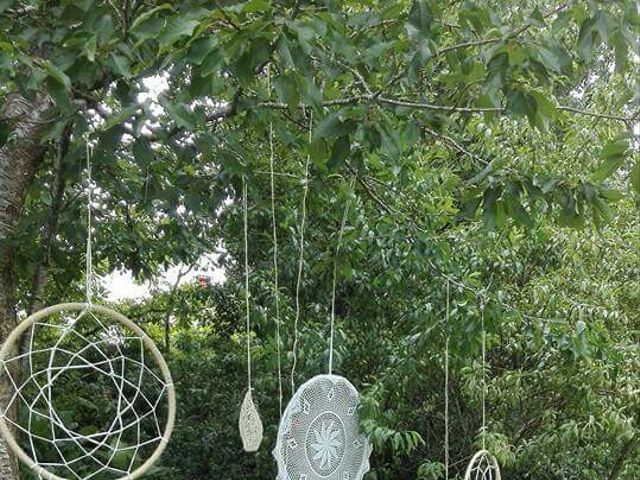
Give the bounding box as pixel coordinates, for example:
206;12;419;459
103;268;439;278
274;374;371;480
239;389;263;452
464;449;501;480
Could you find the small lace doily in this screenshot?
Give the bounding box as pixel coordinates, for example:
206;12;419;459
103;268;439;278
274;374;371;480
464;449;501;480
239;389;263;452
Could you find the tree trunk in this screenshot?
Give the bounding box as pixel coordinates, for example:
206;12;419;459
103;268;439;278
0;91;54;479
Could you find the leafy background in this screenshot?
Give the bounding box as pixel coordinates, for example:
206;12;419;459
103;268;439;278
0;0;638;479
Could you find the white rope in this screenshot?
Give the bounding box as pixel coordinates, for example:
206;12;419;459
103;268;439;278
328;178;354;375
290;109;312;395
481;301;487;451
242;176;252;390
267;72;284;416
85;140;94;305
444;279;450;480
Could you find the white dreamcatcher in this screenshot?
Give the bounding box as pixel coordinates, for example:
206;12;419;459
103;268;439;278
238;176;264;453
274;114;371;480
0;141;176;480
464;302;501;480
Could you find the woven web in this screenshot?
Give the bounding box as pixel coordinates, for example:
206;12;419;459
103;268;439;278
0;307;170;480
465;451;501;480
275;374;371;480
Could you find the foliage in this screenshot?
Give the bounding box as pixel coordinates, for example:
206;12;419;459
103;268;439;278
0;0;638;479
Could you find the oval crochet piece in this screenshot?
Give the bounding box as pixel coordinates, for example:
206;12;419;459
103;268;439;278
239;389;264;452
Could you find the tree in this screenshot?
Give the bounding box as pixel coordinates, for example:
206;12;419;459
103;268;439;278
0;0;638;478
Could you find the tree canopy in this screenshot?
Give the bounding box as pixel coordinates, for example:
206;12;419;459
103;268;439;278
0;0;638;479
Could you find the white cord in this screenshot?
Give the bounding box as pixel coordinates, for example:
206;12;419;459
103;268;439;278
328;178;354;375
85;140;94;305
268;73;284;415
242;176;252;390
444;279;450;480
291;109;312;395
481;302;487;451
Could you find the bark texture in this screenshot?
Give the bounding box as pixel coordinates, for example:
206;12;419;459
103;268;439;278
0;91;54;479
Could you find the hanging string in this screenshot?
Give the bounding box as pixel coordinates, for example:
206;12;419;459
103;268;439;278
444;279;450;480
85;139;94;305
328;178;354;375
481;301;487;451
267;69;284;415
242;176;252;390
291;107;312;395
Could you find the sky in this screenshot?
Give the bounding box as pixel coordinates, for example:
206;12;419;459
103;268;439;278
103;259;227;301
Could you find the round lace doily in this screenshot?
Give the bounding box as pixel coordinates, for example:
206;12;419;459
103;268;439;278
464;449;501;480
0;303;176;480
274;374;371;480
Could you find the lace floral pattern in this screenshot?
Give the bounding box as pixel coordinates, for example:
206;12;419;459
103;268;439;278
274;374;371;480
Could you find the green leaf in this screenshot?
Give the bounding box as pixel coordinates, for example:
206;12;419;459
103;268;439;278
110;53;132;78
507;90;537;124
577;17;597;61
630;161;640;194
161;100;196;130
591;138;629;182
408;0;434;38
0;0;14;15
158;12;205;49
482;187;499;230
83;35;97;62
36;59;71;91
242;0;271;13
505;194;533;228
130;3;173;31
313;111;345;140
132;139;154;166
273;74;299;111
276;34;295;70
328;136;350;170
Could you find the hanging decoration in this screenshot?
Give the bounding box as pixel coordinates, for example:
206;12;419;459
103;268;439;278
464;302;501;480
0;140;176;480
274;375;371;480
275;159;371;479
444;280;450;480
267;68;284;416
238;176;264;453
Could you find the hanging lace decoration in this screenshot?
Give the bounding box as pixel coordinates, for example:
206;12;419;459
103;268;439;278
464;449;501;480
239;389;264;453
238;175;263;452
0;303;176;480
274;374;371;480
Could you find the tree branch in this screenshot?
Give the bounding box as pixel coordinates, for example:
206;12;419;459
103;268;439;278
435;2;571;57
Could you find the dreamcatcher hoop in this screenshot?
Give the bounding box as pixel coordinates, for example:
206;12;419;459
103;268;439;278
464;449;501;480
274;374;371;480
0;302;176;480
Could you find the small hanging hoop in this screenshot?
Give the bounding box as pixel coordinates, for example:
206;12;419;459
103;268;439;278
464;449;501;480
0;303;176;480
464;301;500;480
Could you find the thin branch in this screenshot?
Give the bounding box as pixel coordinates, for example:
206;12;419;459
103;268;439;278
435;2;570;57
256;96;632;123
423;126;490;166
